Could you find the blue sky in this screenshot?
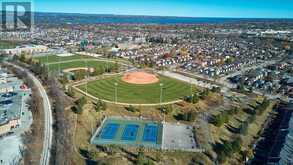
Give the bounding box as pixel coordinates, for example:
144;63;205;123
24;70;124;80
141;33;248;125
34;0;293;18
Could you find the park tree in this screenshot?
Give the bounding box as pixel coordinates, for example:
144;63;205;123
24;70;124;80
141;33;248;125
125;105;140;113
239;121;249;135
136;149;154;165
159;105;173;115
183;111;197;122
66;87;75;97
211;111;230;127
199;89;210;99
19;53;26;62
74;70;86;81
211;86;221;93
73;97;87;114
214;138;242;163
94;99;107;112
192;94;199;104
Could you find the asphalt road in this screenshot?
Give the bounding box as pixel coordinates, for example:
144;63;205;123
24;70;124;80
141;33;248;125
5;62;52;165
158;70;217;89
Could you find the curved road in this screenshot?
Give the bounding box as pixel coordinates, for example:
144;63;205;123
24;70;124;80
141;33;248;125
5;62;52;165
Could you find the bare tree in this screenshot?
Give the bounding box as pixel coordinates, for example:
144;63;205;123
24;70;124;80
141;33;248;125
47;75;74;165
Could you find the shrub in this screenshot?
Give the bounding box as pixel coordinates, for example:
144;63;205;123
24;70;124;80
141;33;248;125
183;111;197;122
211;86;221;93
136;150;154;165
211;111;230;127
247;115;256;123
238;121;249;135
125;105;140;113
72;104;83;114
159;105;173;115
256;98;270;115
227;107;240;115
73;97;87;114
94;100;107;112
77;97;87;107
174;111;196;122
192;94;199;104
199;89;210;99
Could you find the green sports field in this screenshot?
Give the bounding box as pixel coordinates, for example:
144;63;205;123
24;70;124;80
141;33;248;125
47;60;114;72
34;54;91;63
77;75;193;104
34;55;114;72
0;41;17;49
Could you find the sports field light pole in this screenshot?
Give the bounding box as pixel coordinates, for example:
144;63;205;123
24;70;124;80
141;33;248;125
85;59;88;96
58;55;61;74
46;53;49;76
114;82;118;104
160;83;164;105
190;78;194;98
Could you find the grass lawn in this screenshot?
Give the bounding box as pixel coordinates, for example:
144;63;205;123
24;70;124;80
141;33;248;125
34;54;91;64
77;75;193;104
47;60;114;72
0;41;17;49
34;54;116;73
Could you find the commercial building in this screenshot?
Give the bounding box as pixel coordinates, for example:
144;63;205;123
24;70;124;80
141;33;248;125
0;69;30;136
1;45;48;56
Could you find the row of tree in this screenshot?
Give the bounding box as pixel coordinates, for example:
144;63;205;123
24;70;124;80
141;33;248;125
72;97;87;114
12;53;77;164
184;87;221;104
211;106;240;127
214;138;242;163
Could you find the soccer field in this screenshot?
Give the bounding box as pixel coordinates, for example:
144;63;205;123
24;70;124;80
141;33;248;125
47;60;114;72
0;41;17;49
34;55;115;72
34;54;91;64
77;75;193;104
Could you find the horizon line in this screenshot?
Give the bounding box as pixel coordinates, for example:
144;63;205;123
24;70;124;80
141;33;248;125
2;10;293;20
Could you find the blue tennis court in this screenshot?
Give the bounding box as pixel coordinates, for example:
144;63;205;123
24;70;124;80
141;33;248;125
121;124;139;141
92;118;162;148
143;124;158;142
99;123;120;140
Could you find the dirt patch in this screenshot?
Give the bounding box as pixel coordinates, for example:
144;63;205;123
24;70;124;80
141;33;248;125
121;71;159;85
63;67;95;73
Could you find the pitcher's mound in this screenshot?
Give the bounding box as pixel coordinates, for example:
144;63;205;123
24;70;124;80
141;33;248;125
122;71;159;85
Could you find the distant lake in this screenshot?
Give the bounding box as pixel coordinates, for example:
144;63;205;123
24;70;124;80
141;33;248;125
34;13;293;25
